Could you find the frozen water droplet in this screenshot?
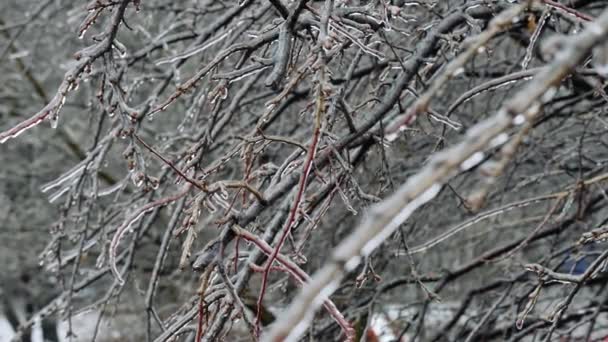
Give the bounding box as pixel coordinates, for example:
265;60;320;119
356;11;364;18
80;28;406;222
50;113;59;129
68;82;79;92
513;114;526;125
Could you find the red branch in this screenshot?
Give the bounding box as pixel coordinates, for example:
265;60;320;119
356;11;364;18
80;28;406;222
542;0;593;22
195;296;206;341
254;109;322;334
236;228;354;341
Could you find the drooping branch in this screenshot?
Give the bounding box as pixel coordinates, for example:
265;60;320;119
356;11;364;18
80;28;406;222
0;0;132;143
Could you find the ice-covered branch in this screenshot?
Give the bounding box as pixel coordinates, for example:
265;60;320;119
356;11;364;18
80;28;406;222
263;6;608;341
0;0;132;144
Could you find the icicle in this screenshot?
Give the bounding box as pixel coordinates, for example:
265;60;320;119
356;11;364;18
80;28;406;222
49;96;67;129
49;113;59;129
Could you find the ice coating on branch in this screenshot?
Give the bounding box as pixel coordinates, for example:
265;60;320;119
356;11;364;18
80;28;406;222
48;186;71;203
284;276;342;342
490;133;509;148
453;67;465;76
0;113;48;144
460;151;485;171
78;27;88;39
96;180;126;197
361;183;442;256
344;255;361;271
110;206;156;285
49;95;66;129
228;67;268;84
41;163;86;195
49;114;59;129
542;86;557;102
385;131;399;142
588;22;604;36
155;29;232;65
